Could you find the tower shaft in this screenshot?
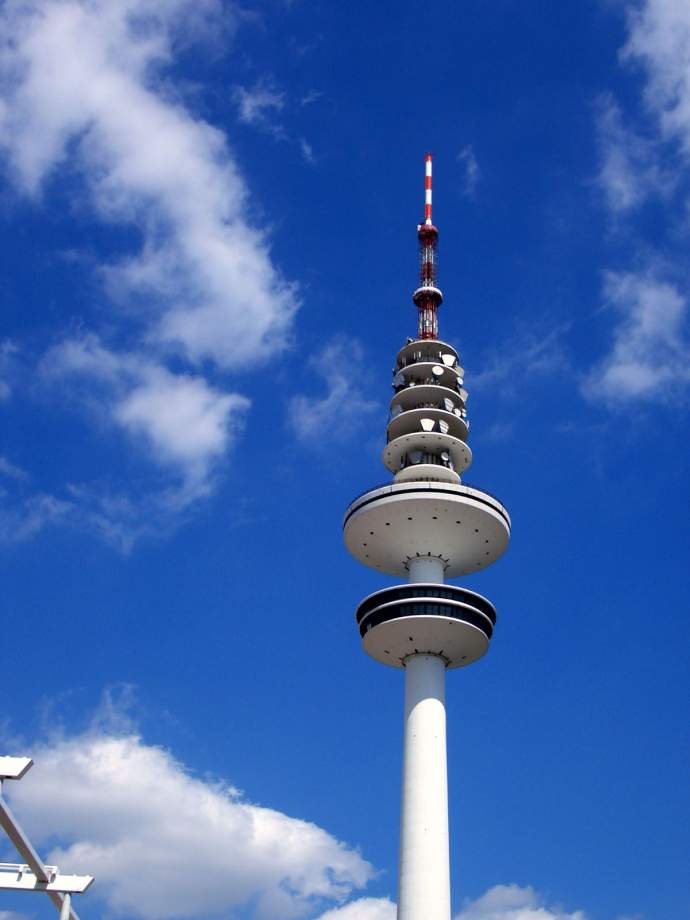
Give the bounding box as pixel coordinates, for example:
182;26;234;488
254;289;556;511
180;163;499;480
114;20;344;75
399;653;450;920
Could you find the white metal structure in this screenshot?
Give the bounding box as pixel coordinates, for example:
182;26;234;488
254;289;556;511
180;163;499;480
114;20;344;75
0;756;94;920
343;157;511;920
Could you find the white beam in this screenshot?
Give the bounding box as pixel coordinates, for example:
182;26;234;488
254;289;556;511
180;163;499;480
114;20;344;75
0;865;93;894
0;758;33;781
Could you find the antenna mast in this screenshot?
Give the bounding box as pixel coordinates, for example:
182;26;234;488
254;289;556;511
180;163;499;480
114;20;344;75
413;153;443;339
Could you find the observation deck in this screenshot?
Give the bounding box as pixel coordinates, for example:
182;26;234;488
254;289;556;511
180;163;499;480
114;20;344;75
355;583;497;668
343;480;511;579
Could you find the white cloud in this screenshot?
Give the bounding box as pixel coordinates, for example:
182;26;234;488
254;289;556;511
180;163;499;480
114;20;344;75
588;2;690;411
232;78;315;164
316;885;590;920
0;336;250;546
0;456;28;480
622;1;690;153
457;145;480;197
0;340;17;401
0;0;296;369
315;898;396;920
115;371;247;480
44;336;249;500
0;0;300;539
457;884;586;920
7;729;373;920
472;325;568;394
595;95;674;213
583;270;690;404
0;492;73;542
233;79;286;130
287;337;379;442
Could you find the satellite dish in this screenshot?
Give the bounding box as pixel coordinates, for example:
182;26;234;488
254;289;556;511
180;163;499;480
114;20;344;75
440;451;450;462
441;354;456;367
431;365;444;377
453;408;462;417
442;398;454;412
437;419;450;434
420;418;435;432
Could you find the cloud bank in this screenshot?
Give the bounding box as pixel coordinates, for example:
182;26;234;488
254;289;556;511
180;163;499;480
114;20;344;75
8;729;372;920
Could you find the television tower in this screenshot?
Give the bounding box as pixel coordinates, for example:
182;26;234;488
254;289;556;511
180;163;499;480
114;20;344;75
343;154;511;920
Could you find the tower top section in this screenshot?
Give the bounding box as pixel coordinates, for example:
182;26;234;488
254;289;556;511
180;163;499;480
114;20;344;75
414;154;443;339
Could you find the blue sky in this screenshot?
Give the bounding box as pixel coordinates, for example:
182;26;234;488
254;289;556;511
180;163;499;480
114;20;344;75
0;2;688;920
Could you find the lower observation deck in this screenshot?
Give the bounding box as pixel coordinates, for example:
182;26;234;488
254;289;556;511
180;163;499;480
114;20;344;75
343;481;510;578
356;583;497;668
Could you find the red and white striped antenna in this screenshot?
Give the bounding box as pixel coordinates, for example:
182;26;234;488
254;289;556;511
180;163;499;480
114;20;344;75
424;153;433;225
414;154;443;339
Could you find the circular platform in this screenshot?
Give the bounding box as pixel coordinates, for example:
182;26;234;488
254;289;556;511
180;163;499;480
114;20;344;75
387;407;468;443
390;384;466;415
394;464;459;484
343;481;511;578
355;583;497;669
396;338;459;369
383;432;472;475
394;361;464;391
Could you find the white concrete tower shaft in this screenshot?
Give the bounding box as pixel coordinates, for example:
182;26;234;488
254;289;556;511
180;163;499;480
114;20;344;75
399;555;450;920
399;653;450;920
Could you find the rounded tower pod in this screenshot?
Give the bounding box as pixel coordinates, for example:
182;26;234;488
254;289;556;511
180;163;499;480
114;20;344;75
343;155;511;920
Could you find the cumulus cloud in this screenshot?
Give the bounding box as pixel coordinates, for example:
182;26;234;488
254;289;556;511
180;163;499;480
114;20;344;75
6;729;373;920
287;337;379;442
457;884;586;920
582;270;690;404
315;898;396;920
316;885;589;920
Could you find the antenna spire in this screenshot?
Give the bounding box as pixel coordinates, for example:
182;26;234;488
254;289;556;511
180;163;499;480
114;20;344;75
413;153;443;339
424;152;433;225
